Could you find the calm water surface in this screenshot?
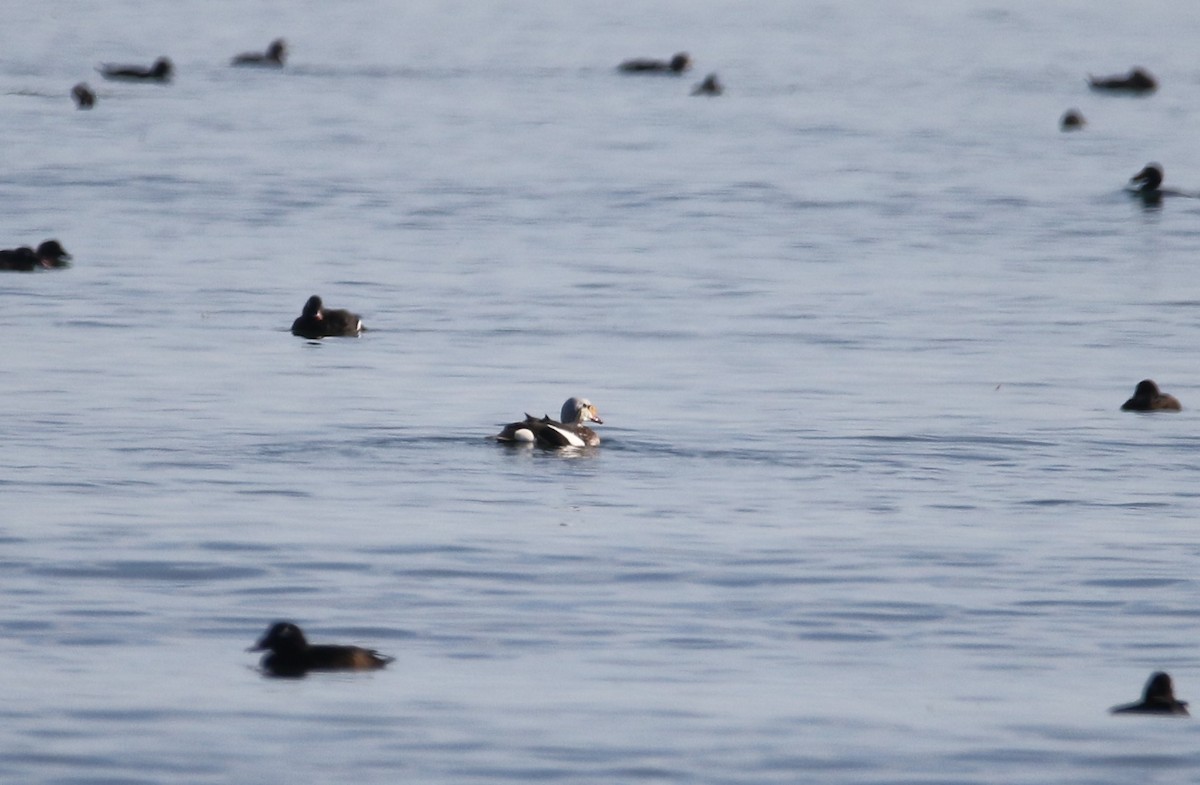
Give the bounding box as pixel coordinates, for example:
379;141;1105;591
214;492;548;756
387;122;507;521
4;1;1200;783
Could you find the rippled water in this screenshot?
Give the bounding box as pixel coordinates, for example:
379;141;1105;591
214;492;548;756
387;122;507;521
5;1;1200;783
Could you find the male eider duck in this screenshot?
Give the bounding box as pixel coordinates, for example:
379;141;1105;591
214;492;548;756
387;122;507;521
1121;379;1182;412
1059;108;1085;130
691;73;723;96
98;56;173;82
248;621;394;678
618;52;691;74
232;39;287;67
0;240;72;271
1088;67;1156;94
72;83;96;109
1111;672;1189;716
495;397;603;448
290;295;364;339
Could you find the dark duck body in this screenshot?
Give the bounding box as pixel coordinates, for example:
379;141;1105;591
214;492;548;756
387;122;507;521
291;295;364;338
1088;67;1156;93
1121;379;1181;412
98;56;173;82
232;39;287;67
618;52;691;74
496;397;603;448
1111;672;1189;716
0;240;71;271
0;247;40;271
249;621;394;677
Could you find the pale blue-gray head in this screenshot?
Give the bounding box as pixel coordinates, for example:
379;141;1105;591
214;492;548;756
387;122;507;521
561;397;603;425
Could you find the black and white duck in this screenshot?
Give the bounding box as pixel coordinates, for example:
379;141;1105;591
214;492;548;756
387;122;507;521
495;397;604;448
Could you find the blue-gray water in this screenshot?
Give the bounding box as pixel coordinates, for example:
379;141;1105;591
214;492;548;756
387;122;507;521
5;1;1200;783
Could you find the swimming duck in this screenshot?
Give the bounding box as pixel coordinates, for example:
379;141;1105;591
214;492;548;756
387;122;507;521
290;295;364;338
618;52;691;74
1126;163;1191;203
1059;108;1085;130
0;240;72;271
248;621;394;677
691;73;723;96
1088;67;1156;94
1111;672;1189;715
98;56;173;82
495;397;603;448
232;39;287;67
1121;379;1182;412
72;82;95;109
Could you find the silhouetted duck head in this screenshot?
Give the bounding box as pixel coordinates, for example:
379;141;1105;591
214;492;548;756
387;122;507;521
1059;108;1085;130
1121;378;1182;411
150;57;173;79
72;83;95;109
36;240;71;268
1111;671;1189;715
692;73;723;96
1130;163;1164;192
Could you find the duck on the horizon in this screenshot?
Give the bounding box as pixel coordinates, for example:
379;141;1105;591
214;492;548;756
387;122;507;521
495;397;604;448
1121;379;1181;412
248;621;394;678
1111;672;1189;715
1059;108;1085;131
618;52;691;74
72;83;95;109
97;56;173;82
0;240;72;272
232;38;287;67
290;295;364;339
691;73;723;96
1088;67;1156;94
1127;163;1191;202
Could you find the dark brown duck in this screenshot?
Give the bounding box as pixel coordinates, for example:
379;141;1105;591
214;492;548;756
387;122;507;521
1111;672;1189;716
249;621;394;677
291;295;364;338
1121;379;1181;412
